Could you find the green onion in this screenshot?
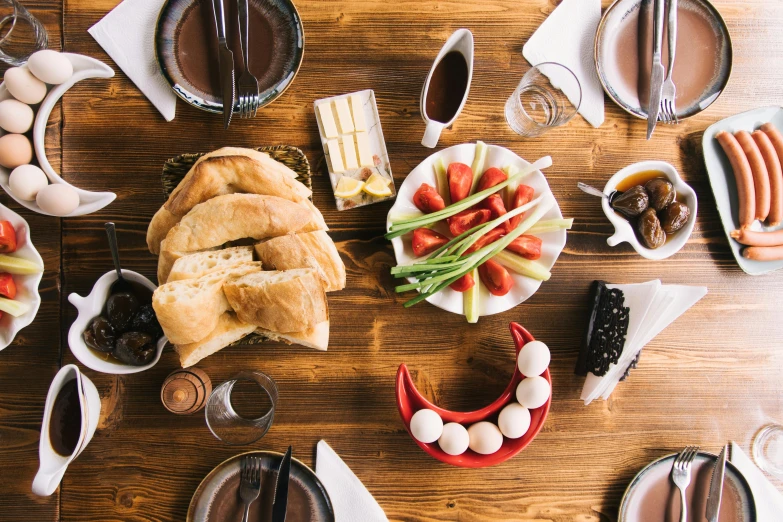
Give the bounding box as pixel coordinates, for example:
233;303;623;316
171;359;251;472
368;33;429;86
453;195;544;257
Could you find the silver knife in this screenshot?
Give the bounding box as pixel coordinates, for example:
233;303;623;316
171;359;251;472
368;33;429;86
271;446;292;522
210;0;235;129
706;445;727;522
646;0;666;140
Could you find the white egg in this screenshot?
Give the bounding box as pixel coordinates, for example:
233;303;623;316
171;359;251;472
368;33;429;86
4;66;47;104
498;403;531;439
516;376;551;409
409;409;443;444
9;164;48;201
28;50;73;85
467;421;503;455
0;99;34;133
517;340;551;377
0;134;33;168
438;422;469;456
36;183;79;216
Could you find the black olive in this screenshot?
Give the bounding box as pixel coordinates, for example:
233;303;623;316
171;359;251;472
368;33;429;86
113;331;156;366
83;316;116;352
660;201;690;234
644;178;675;211
106;292;139;332
638;208;666;249
128;304;163;339
611;185;649;217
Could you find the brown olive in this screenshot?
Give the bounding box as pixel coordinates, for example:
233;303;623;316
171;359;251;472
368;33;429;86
644;178;675;211
660;201;690;234
113;331;156;366
106;292;139;332
638;208;666;249
83;316;116;353
128;304;163;339
611;185;649;217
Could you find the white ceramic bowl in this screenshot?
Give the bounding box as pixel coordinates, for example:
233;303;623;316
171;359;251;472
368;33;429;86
67;270;165;374
0;202;43;350
602;161;697;260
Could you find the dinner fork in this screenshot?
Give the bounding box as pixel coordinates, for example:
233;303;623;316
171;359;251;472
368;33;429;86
239;455;262;522
659;0;679;124
236;0;260;118
671;445;699;522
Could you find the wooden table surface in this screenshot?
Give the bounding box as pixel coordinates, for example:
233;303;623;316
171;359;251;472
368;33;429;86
2;0;783;520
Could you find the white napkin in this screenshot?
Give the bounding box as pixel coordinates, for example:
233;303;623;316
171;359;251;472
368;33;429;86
316;440;388;522
89;0;177;121
731;443;783;522
522;0;604;128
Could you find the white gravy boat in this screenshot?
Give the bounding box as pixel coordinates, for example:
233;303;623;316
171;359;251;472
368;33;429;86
32;364;100;496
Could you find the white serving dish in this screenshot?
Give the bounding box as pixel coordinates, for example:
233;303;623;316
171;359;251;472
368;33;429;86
386;143;566;317
0;53;116;217
602;161;697;260
67;269;166;374
0;202;43;350
702;106;783;275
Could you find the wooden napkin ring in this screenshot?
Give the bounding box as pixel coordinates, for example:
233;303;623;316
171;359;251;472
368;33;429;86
161;368;212;415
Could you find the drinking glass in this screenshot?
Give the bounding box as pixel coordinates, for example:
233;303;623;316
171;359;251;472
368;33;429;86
205;370;278;445
504;62;582;138
753;424;783;479
0;0;47;66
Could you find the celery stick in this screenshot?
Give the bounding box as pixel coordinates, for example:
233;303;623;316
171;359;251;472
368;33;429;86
0;254;43;275
433;157;450;205
503;164;520;207
527;218;574;234
387;210;424;223
0;297;31;317
470;141;489;193
464;268;480;323
493;251;551;281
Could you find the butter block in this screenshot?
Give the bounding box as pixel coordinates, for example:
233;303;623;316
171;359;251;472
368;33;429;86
326;139;345;173
350;94;367;132
342;134;359;170
355;131;373;167
317;102;338;138
334;97;354;134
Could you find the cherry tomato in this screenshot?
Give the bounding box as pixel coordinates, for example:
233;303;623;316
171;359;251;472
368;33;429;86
478;259;513;296
449;272;475;292
477;167;508;192
447;208;491;236
0;273;17;299
464;226;506;254
411;228;449;257
413;183;446;214
483;194;510;232
0;221;17;253
506;235;542;260
508;185;535;229
447;162;474;203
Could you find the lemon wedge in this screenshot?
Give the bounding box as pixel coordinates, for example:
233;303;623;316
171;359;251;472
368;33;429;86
366;172;392;187
334;176;365;198
363;174;393;197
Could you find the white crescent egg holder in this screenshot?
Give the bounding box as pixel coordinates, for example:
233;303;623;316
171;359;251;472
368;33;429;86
0;53;116;217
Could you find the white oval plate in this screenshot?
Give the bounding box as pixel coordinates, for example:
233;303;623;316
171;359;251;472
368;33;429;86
386;143;566;317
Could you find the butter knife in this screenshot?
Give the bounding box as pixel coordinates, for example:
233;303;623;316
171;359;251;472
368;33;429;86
210;0;235;129
646;0;666;140
271;446;292;522
706;445;727;522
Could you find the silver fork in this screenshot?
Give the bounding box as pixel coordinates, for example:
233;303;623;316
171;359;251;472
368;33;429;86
659;0;678;124
671;445;699;522
236;0;259;118
239;455;262;522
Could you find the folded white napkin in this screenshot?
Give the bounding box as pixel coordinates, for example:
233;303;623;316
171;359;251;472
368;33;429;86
89;0;177;121
731;442;783;521
522;0;604;128
316;440;388;522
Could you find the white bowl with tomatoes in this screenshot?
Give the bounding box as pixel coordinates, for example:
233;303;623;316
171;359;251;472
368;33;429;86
386;143;567;318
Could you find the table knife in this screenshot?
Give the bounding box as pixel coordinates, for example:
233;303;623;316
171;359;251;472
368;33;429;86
210;0;235;129
706;445;727;522
646;0;666;139
272;446;292;522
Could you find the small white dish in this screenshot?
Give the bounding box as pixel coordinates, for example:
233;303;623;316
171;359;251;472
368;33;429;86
67;269;165;374
0;53;116;217
420;29;474;148
32;364;100;497
0;202;43;350
602;161;697;260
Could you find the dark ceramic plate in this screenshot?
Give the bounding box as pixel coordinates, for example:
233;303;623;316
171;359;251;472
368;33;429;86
156;0;304;113
187;451;334;522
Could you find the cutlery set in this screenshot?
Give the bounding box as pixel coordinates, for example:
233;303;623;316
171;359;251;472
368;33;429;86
670;445;727;522
240;446;292;522
647;0;680;139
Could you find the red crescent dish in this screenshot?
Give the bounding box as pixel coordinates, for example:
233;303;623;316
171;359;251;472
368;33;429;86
395;322;551;468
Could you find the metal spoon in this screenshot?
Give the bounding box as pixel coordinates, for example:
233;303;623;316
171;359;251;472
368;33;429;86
105;222;134;295
577;182;615;200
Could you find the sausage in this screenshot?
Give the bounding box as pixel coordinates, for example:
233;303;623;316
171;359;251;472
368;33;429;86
731;228;783;247
743;245;783;261
715;130;755;228
759;123;783;226
734;130;770;222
